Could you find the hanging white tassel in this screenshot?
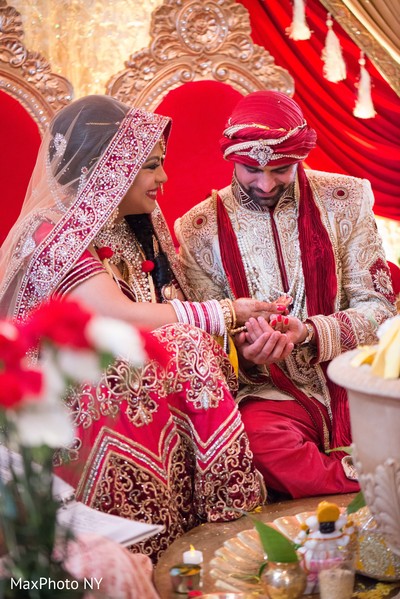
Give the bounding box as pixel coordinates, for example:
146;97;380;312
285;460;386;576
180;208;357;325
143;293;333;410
286;0;311;41
322;14;346;82
353;53;376;118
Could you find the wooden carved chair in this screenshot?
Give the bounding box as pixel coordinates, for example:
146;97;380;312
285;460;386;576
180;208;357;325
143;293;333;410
0;1;72;244
106;0;294;243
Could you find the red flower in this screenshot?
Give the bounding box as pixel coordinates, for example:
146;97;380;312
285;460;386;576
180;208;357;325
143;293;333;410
23;298;93;349
141;260;155;273
97;247;114;261
0;322;30;368
0;372;24;407
0;368;42;409
19;367;43;397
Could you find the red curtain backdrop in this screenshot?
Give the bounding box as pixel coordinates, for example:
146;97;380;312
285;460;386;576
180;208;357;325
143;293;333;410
237;0;400;221
0;91;41;244
156;80;243;243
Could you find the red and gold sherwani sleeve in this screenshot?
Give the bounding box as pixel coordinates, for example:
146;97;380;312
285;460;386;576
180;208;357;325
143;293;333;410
175;202;230;302
306;175;396;363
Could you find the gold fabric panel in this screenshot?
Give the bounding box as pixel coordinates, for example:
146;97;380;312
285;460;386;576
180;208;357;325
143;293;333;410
11;0;160;98
342;0;400;63
375;216;400;266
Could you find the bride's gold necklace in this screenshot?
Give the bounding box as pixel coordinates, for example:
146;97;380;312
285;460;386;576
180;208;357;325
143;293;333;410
94;220;156;303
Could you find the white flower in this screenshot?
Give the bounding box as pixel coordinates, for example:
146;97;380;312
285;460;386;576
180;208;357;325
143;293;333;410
11;403;74;448
57;348;102;384
86;316;147;367
8;348;76;447
37;348;66;405
377;314;400;339
0;321;19;341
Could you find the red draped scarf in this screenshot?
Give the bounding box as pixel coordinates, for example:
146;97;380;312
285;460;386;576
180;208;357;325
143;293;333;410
217;168;351;449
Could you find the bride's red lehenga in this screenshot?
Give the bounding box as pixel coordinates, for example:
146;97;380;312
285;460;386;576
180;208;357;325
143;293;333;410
55;320;261;563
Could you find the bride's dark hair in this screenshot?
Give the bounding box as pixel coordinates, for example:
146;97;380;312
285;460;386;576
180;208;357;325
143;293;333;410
49;95;129;187
125;214;176;301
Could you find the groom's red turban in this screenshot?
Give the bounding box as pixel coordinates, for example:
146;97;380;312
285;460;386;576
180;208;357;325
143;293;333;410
220;91;317;167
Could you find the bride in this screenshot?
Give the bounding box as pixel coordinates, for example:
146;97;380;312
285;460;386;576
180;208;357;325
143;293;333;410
0;95;289;562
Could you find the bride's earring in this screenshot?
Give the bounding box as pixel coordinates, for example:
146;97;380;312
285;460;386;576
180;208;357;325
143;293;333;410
105;207;119;229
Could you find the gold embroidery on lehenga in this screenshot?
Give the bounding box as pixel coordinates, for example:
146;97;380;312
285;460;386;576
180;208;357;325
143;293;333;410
68;359;165;427
86;437;196;563
53;437;82;467
64;385;100;430
195;433;263;521
56;323;262;563
153;324;238;408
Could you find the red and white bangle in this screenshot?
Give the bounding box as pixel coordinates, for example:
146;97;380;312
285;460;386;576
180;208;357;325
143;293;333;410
169;298;188;325
169;299;226;336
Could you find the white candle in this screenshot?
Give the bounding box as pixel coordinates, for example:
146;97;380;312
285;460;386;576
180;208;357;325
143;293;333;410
183;545;203;565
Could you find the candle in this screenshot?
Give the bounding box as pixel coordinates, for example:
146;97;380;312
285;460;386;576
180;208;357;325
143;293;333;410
183;545;203;565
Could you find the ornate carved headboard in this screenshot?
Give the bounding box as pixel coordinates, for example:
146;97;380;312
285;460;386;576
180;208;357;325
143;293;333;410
0;0;72;243
107;0;294;241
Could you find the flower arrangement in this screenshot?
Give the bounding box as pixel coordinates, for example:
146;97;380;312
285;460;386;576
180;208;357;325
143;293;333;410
351;314;400;379
0;298;156;598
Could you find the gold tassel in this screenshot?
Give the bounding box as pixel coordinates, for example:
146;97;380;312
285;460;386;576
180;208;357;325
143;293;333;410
286;0;311;41
353;52;376;119
322;14;346;82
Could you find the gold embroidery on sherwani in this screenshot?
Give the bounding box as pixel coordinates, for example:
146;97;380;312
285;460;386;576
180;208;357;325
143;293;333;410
175;169;397;415
151;205;192;298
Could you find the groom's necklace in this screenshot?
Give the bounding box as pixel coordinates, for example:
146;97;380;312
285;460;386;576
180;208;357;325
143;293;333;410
231;176;306;318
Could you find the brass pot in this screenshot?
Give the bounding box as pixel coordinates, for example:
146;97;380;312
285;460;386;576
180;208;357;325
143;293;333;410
260;561;307;599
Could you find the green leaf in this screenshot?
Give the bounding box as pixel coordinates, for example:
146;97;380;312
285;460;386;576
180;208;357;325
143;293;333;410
249;517;299;563
100;350;115;370
346;491;366;515
258;560;268;577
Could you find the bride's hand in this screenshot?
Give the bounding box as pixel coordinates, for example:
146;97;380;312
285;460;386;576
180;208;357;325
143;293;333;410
269;313;290;333
275;295;293;312
270;314;307;345
232;297;289;326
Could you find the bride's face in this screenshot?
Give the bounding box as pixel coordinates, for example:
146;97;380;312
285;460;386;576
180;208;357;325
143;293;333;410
118;142;167;217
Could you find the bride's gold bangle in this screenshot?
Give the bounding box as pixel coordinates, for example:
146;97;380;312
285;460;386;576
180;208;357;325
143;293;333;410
219;298;237;331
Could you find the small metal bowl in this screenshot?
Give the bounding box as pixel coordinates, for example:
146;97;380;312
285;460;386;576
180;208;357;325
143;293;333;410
169;563;202;594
